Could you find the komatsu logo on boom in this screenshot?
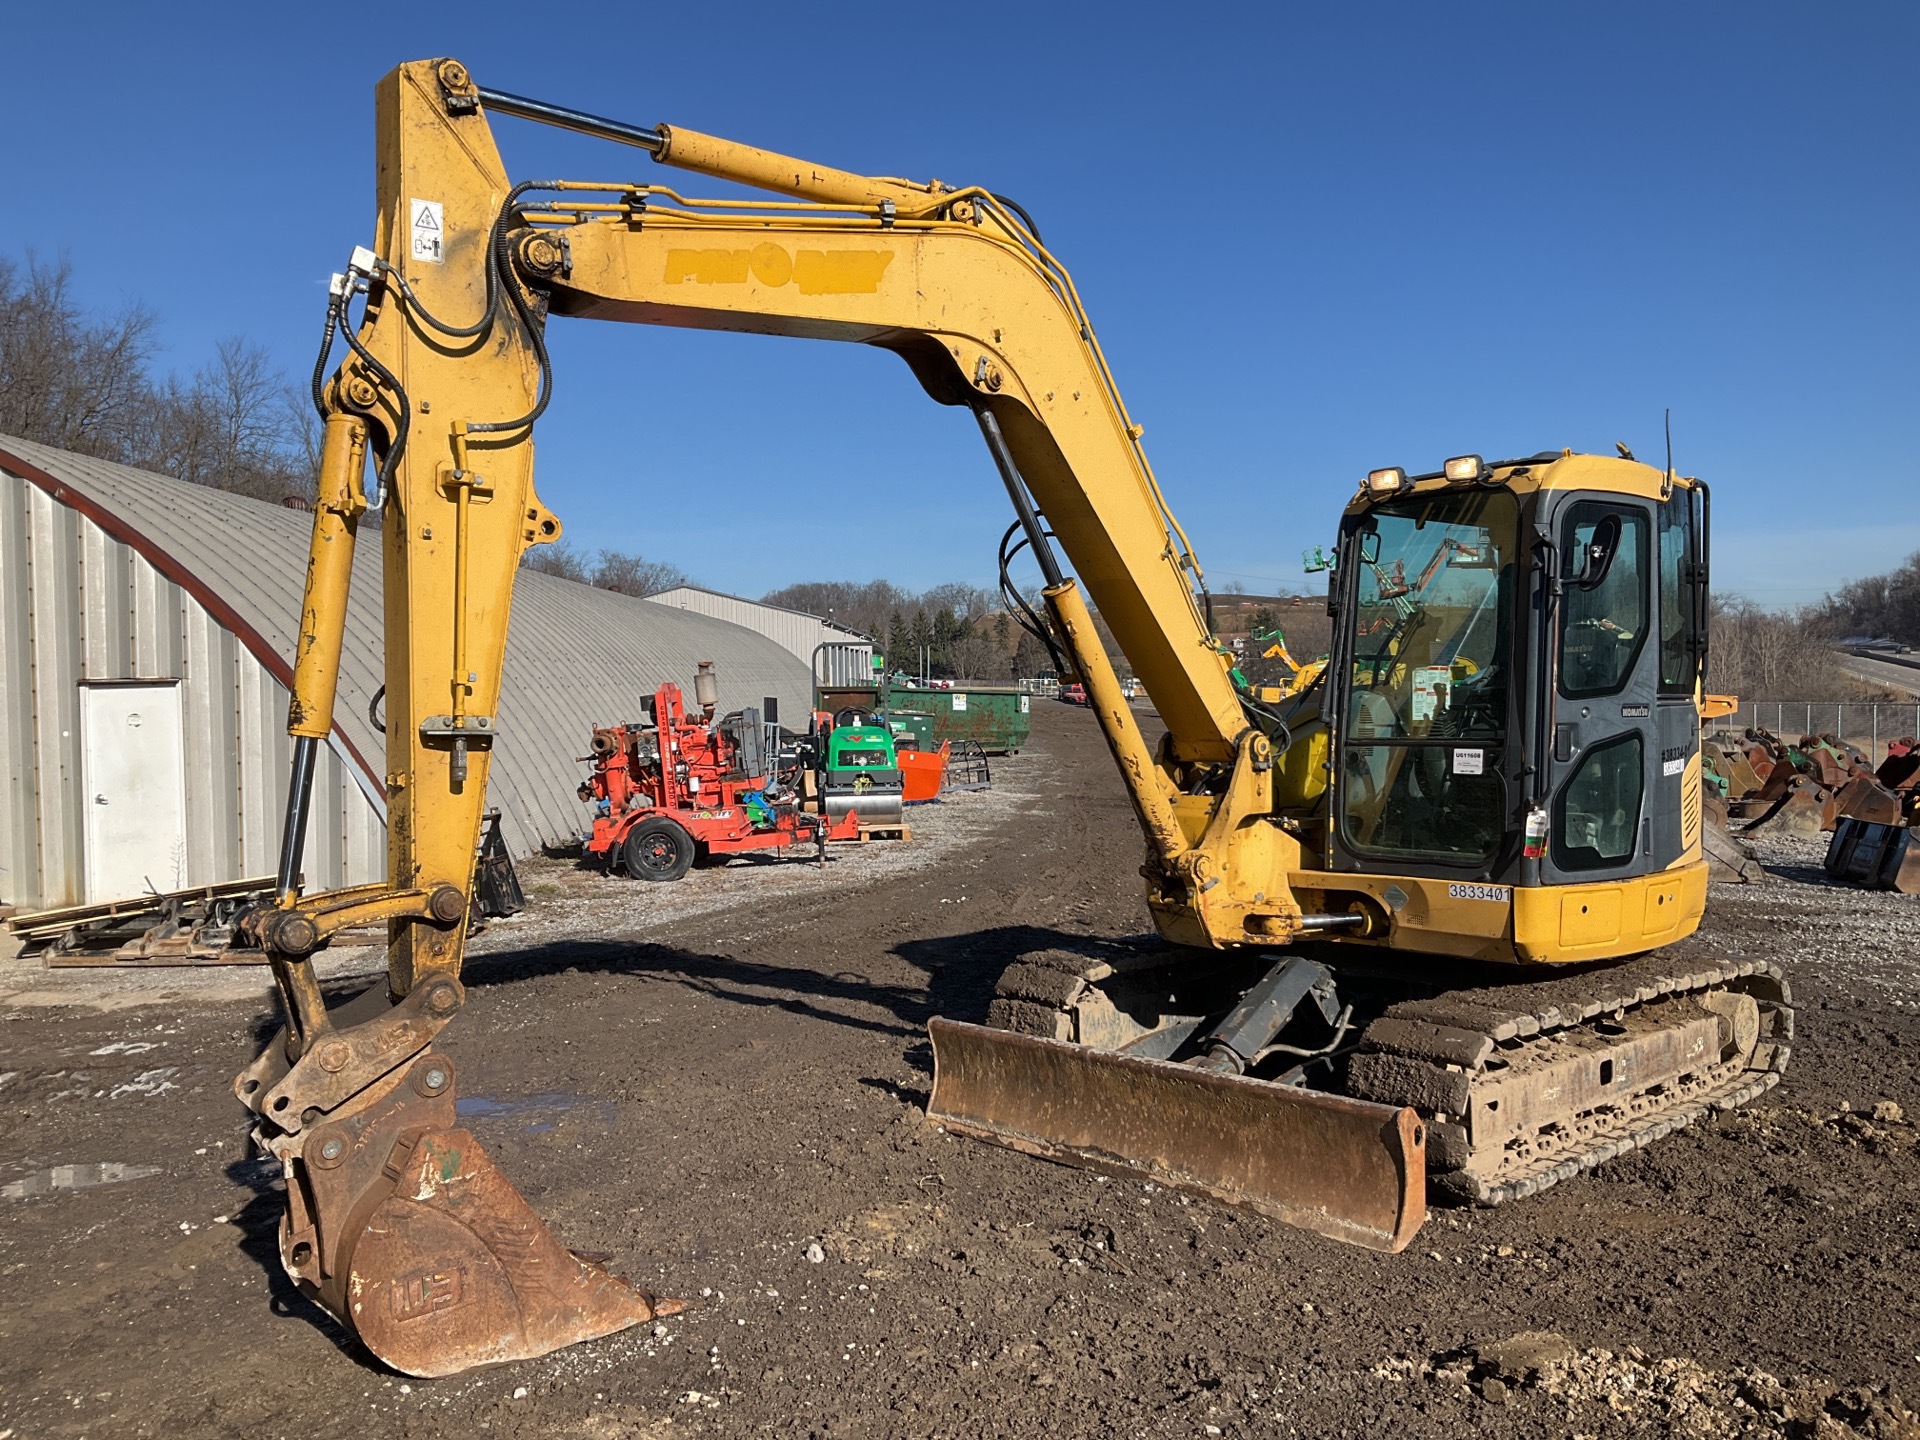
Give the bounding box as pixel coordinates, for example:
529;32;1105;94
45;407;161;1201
664;242;892;295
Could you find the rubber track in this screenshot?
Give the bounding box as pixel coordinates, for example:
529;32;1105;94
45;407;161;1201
1352;952;1794;1205
983;941;1186;1039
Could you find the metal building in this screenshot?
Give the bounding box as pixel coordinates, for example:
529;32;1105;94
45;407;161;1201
0;437;809;912
645;585;875;683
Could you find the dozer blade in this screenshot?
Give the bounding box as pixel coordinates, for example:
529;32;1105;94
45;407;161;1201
926;1017;1426;1253
253;1046;681;1376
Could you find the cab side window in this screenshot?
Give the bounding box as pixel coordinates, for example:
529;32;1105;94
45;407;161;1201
1560;503;1650;698
1553;732;1644;870
1658;492;1700;693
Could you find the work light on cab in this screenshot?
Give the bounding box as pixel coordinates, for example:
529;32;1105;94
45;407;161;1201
1365;466;1409;496
1443;454;1486;484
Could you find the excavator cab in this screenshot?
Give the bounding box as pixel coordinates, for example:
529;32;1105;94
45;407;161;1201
1318;453;1713;962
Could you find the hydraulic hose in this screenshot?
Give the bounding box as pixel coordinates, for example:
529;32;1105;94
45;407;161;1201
337;310;411;497
988;192;1043;244
997;521;1066;675
308;290;342;418
469;180;557;436
377;256;497;339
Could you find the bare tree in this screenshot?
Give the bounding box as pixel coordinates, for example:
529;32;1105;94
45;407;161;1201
761;580;911;637
517;542;689;597
0;253;318;503
202;339;284;488
0;253;156;455
920;582;994;623
592;549;688;597
281;385;324;496
945;624;1003;683
520;539;592;583
1817;552;1920;647
1707;596;1855;701
127;338;313;503
1012;627;1055;679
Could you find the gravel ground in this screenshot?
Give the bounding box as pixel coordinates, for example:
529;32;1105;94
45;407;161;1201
2;703;1917;1440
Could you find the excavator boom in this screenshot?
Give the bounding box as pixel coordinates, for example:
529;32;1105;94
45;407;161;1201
241;58;1423;1372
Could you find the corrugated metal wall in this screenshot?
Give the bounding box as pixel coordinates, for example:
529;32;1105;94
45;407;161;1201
645;586;874;680
0;467;383;910
0;438;815;911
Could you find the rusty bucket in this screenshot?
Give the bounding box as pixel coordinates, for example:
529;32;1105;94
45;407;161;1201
246;1045;681;1377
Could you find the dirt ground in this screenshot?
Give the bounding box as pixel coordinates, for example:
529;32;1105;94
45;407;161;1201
3;702;1919;1440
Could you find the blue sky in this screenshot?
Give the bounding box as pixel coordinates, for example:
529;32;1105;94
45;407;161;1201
4;3;1914;606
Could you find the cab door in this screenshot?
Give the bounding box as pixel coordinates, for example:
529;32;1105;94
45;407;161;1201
1651;485;1709;869
1539;494;1662;886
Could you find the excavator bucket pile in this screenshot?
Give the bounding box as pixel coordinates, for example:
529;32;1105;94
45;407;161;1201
926;1017;1426;1252
1707;727;1875;839
1820;739;1920;896
1705;728;1919;877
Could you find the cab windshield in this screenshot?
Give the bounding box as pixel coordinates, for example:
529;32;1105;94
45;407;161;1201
1338;487;1519;865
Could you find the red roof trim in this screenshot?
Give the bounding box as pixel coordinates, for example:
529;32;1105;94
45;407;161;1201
0;444;382;791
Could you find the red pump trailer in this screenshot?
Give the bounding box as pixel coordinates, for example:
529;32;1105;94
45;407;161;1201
577;667;860;881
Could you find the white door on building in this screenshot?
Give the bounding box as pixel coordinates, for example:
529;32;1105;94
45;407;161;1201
80;681;188;902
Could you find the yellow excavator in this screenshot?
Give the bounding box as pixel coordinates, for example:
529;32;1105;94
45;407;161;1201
240;59;1792;1376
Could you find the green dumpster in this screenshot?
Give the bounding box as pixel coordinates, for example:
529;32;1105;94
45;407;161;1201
886;687;1031;754
882;710;938;752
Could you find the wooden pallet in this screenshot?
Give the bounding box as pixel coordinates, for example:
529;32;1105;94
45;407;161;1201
857;823;911;843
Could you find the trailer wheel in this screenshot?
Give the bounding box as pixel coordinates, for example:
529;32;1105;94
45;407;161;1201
622;818;695;882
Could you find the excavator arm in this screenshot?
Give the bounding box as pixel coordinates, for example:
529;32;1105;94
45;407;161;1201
238;59;1420;1376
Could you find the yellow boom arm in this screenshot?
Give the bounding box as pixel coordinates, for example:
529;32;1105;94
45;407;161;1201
238;57;1342;1375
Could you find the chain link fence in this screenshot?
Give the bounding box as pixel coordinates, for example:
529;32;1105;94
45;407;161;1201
1730;701;1920;765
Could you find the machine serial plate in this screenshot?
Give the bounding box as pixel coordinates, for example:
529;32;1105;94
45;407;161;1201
1446;883;1511;903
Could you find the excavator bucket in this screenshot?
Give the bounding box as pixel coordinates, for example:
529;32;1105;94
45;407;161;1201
1822;774;1904;830
1702;797;1765;882
249;1044;681;1377
342;1129;680;1376
1742;772;1831;838
926;1017;1425;1253
1825;817;1920;895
